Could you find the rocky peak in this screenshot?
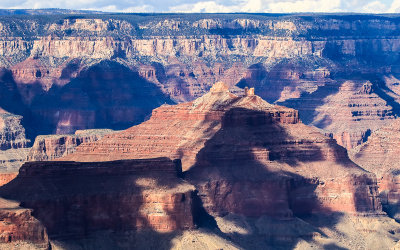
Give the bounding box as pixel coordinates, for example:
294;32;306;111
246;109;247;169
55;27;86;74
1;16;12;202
209;81;230;93
359;81;374;94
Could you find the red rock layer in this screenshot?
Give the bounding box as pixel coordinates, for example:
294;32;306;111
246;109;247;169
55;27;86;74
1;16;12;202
280;80;396;149
0;158;195;238
0;172;17;186
350;119;400;219
27;129;115;161
64;82;381;217
0;198;49;248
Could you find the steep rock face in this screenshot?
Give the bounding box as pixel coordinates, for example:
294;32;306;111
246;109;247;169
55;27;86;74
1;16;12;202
280;80;396;149
1;15;400;146
65;82;381;217
0;113;29;150
0;158;195;239
27;129;115;161
28;60;173;135
0;198;49;249
350;119;400;220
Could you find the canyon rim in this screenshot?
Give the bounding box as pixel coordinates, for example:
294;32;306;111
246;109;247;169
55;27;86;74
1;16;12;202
0;7;400;250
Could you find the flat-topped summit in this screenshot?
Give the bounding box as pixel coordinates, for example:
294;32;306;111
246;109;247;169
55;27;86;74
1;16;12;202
209;81;230;93
62;81;381;218
62;82;299;165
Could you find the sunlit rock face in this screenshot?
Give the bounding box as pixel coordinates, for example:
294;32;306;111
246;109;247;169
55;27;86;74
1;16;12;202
350;119;400;221
0;82;394;249
1;14;400;150
27;129;115;162
64;82;382;218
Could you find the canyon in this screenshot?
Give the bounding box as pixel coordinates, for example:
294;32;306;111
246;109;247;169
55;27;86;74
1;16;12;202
350;119;400;222
0;12;400;249
0;14;400;151
24;82;391;249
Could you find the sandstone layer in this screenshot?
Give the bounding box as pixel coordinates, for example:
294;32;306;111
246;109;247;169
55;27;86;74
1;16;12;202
350;119;400;220
0;14;400;149
0;198;49;249
27;129;115;161
65;82;382;217
0;158;195;241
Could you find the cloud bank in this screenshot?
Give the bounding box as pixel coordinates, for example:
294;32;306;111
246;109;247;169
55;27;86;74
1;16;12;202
0;0;399;13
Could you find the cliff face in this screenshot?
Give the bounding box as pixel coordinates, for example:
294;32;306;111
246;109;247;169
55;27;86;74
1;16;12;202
0;14;400;149
350;119;400;221
0;198;49;249
0;82;398;249
0;113;29;150
64;82;381;217
27;129;115;161
0;158;195;242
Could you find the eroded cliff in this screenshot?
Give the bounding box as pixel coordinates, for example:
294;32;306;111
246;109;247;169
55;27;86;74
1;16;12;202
1;82;398;249
1;14;400;150
0;158;195;244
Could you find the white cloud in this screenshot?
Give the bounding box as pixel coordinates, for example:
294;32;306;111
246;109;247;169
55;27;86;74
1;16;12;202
241;0;263;12
96;4;155;13
0;0;398;13
266;0;342;13
170;1;239;13
362;1;387;13
388;0;400;12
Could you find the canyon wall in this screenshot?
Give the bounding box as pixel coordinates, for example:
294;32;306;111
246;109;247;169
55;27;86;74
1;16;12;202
27;129;115;161
350;119;400;221
65;82;382;217
0;14;400;150
0;158;195;243
0;82;397;249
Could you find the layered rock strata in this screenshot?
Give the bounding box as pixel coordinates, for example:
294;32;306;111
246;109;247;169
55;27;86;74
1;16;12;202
280;80;396;149
1;15;400;149
0;158;195;241
0;198;49;249
65;82;382;217
27;129;115;161
0;113;29;150
350;119;400;220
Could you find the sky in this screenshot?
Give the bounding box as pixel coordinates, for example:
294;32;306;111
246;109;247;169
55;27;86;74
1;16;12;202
0;0;400;13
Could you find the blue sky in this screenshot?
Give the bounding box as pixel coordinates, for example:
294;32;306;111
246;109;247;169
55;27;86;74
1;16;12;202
0;0;399;13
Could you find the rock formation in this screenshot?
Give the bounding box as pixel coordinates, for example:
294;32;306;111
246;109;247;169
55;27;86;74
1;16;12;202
280;79;396;149
350;119;400;220
64;82;381;217
0;14;400;149
0;113;29;150
0;82;397;249
27;129;115;161
0;198;49;249
0;158;195;242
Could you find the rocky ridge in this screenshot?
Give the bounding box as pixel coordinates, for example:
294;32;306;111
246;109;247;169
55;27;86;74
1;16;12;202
0;14;400;150
0;113;29;150
350;119;400;221
27;129;115;161
0;82;398;249
65;82;382;217
0;158;194;248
